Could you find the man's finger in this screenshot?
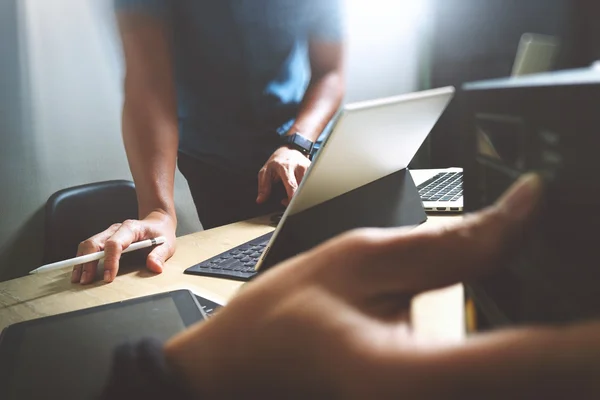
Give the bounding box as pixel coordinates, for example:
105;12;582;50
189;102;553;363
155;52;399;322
256;167;272;204
295;163;308;185
345;173;544;294
75;240;102;284
146;241;173;274
275;163;298;203
101;220;143;283
73;224;121;283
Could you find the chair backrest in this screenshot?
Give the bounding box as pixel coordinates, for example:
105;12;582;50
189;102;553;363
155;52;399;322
43;180;138;264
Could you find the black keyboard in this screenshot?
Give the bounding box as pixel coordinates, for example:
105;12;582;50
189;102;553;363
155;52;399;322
417;172;463;202
184;232;274;281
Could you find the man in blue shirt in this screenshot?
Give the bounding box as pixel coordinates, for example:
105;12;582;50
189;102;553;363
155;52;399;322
72;0;345;284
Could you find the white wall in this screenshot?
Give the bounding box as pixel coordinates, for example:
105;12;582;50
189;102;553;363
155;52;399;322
0;0;427;280
344;0;431;102
23;0;129;192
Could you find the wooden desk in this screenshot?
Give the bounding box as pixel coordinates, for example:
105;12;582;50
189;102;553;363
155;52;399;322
0;215;464;341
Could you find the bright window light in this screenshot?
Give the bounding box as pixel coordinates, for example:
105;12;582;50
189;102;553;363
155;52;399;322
346;0;430;33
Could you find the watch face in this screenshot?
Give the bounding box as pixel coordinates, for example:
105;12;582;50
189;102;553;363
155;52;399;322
293;134;313;152
283;133;313;155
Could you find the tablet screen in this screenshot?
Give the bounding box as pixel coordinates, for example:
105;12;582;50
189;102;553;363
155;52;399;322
0;291;203;400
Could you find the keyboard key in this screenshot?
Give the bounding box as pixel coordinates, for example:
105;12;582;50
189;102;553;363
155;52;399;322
418;172;462;202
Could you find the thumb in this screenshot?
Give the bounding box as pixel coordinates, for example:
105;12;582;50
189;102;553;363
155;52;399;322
354;173;544;294
146;242;173;273
257;168;272;204
415;173;544;290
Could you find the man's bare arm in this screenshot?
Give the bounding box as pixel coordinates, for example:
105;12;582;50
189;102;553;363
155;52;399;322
118;13;179;220
287;39;345;142
73;13;179;284
414;322;600;399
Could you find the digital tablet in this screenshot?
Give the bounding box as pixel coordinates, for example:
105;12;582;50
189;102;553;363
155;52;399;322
0;289;206;400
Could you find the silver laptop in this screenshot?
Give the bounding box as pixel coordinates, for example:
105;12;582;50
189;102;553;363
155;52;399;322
410;32;559;213
411;168;464;212
185;86;455;280
511;33;559;77
256;86;456;270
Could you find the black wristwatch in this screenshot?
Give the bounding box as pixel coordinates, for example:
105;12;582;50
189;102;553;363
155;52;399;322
282;132;314;157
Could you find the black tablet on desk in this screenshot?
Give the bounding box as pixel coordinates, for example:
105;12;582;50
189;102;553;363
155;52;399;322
0;289;206;400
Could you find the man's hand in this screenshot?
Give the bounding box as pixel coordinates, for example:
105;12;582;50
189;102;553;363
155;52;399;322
257;146;311;206
71;211;176;285
162;175;573;399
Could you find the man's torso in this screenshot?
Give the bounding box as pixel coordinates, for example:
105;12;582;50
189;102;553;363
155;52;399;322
116;0;342;174
169;0;319;174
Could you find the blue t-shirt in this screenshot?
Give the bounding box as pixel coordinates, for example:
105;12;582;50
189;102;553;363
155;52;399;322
115;0;344;176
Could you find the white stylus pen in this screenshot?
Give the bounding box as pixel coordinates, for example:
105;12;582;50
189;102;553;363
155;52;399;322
29;236;167;274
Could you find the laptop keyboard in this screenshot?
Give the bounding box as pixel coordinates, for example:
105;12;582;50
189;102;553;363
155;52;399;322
417;172;463;202
184;232;274;281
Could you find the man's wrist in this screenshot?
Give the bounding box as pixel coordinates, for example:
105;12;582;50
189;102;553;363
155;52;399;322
165;327;221;398
280;132;314;156
140;207;177;224
101;338;193;400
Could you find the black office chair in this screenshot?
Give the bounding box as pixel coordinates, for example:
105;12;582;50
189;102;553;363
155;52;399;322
42;180;139;264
